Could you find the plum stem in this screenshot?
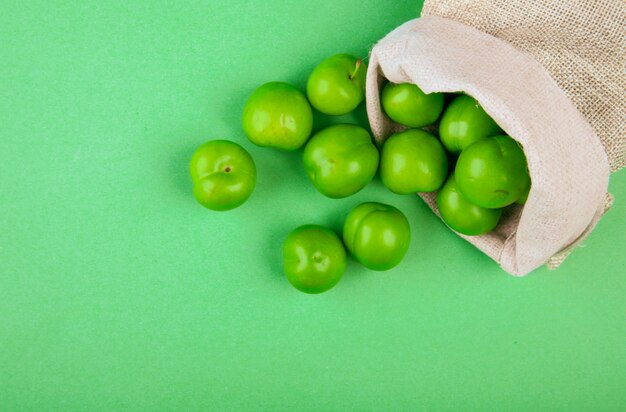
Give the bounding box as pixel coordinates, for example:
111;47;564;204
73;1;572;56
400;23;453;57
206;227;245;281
348;59;362;81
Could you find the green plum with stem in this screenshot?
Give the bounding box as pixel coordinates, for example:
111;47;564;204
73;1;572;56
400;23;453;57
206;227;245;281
189;140;256;211
307;54;367;115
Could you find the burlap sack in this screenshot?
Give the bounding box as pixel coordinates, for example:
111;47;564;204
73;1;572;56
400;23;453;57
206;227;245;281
366;0;625;276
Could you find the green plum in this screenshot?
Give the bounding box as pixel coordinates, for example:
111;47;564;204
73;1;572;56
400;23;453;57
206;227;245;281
380;129;448;194
242;82;313;150
303;124;379;198
283;225;347;294
343;202;410;271
455;135;531;208
381;82;444;127
189;140;256;211
436;175;502;236
439;94;503;154
307;54;366;115
516;180;531;205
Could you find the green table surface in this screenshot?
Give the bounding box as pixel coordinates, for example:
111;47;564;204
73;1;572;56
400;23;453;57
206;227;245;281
1;1;625;410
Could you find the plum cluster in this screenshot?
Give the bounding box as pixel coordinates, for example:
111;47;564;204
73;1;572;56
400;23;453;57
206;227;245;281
189;53;530;294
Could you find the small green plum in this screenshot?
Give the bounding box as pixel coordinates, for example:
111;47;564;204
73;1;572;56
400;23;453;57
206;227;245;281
283;225;347;294
380;129;448;194
189;140;256;211
436;175;502;236
381;82;444;127
303;124;379;199
439;95;503;154
307;54;367;115
455;135;531;208
242;82;313;150
516;180;531;205
343;202;411;271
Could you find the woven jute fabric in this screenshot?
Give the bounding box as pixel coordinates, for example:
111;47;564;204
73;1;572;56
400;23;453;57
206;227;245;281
423;0;626;172
365;4;620;275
